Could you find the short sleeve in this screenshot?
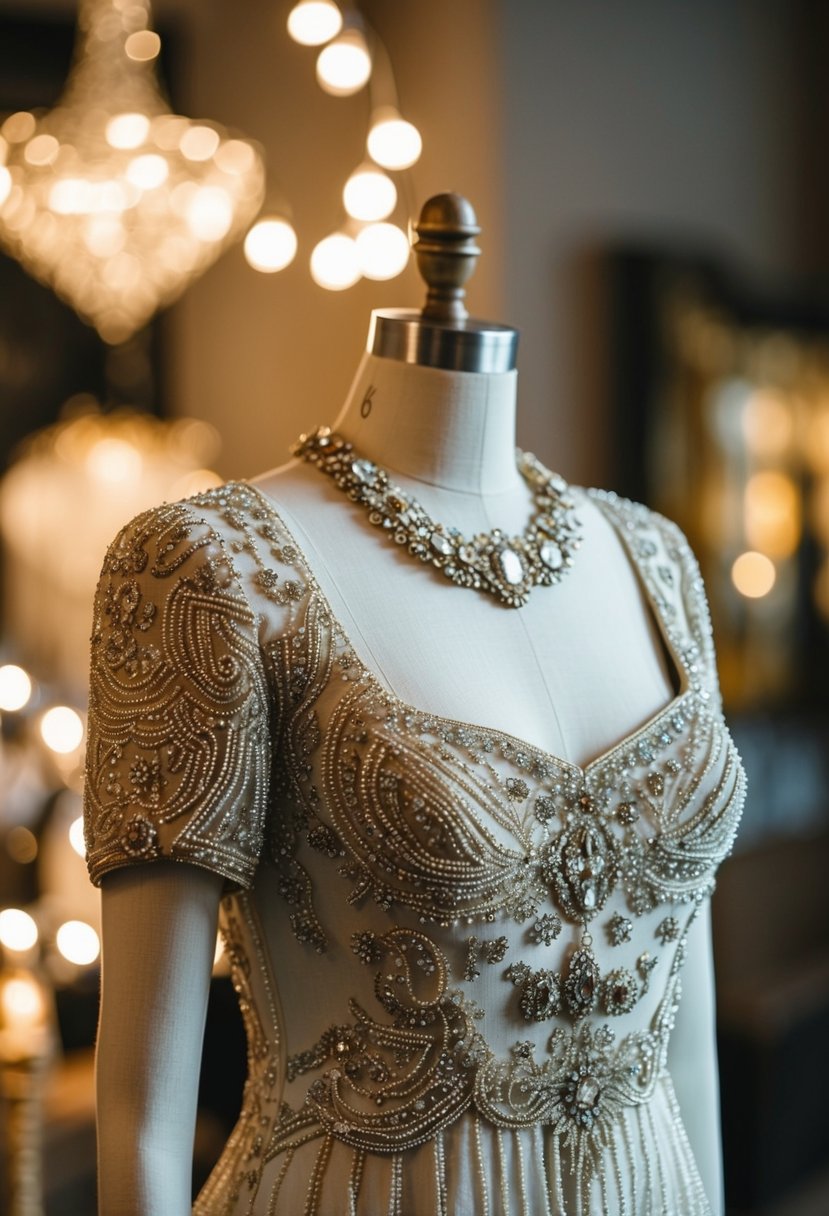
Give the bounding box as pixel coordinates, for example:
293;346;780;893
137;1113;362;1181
83;500;271;889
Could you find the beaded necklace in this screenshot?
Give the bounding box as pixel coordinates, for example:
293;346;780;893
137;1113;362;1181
293;426;583;608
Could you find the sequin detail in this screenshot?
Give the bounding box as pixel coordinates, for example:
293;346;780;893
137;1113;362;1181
82;482;744;1216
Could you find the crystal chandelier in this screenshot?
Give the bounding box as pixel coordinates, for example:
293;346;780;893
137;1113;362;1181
0;0;265;344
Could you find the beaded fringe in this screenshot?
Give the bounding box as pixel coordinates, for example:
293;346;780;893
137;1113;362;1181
197;1077;712;1216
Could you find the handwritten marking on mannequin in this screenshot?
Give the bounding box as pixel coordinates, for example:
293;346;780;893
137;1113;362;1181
360;386;376;418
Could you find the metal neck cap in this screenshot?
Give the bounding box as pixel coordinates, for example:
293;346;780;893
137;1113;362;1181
367;192;519;374
368;308;518;373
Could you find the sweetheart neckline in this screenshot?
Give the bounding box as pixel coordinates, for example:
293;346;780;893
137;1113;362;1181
238;481;703;783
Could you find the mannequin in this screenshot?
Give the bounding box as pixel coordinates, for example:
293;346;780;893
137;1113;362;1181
89;195;738;1214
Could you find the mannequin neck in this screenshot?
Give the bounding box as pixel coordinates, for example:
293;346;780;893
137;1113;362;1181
332;352;521;495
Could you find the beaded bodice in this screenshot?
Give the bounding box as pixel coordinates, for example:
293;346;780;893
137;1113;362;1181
84;481;745;1215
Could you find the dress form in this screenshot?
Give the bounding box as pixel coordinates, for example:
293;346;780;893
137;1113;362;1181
93;194;725;1214
254;194;675;770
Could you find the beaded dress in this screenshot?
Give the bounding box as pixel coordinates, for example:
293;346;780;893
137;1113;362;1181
84;477;745;1216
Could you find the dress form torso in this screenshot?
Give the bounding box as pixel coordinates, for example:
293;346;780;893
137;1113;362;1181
255;350;677;772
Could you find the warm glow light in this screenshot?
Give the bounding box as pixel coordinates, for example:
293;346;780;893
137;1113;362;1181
343;168;396;222
186;186;233;241
287;0;343;45
85;437;143;483
84;215;125;257
0;1;265;346
23;134;59;167
56;920;100;966
310;232;360;290
731;551;776;599
214;140;256;176
0;664;32;711
40;706;84;754
126;153;169;189
744;470;801;558
355;222;410;280
48;177;130;216
69;817;86;859
105;112;150;150
171;469;223;498
125;30;161;62
1;976;44;1024
367;114;422;170
179;126;221;162
0;909;38;953
741;390;793;459
244;217;297;272
213;933;224;966
316;30;372;96
2;112;36;144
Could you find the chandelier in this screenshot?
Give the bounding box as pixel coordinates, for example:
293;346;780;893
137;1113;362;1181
0;0;265;344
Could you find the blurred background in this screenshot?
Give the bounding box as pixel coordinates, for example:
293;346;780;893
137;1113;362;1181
0;1;827;1213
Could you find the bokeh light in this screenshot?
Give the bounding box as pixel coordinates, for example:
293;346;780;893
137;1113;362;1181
56;920;100;966
731;551;777;599
355;222;410;280
343;168;396;222
0;908;39;953
0;663;32;711
287;0;343;46
316;29;372;96
367;112;422;170
244;218;298;273
40;706;84;754
310;232;360;290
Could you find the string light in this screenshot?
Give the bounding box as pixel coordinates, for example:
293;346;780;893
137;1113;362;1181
244;217;298;272
343;167;397;222
316;28;372;97
243;5;421;291
287;0;343;46
367;109;422;171
310;232;361;290
355;222;410;280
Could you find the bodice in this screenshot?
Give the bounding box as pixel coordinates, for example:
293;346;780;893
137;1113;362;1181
83;480;745;1215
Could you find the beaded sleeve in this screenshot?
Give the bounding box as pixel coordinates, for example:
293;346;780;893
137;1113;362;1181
83;500;271;889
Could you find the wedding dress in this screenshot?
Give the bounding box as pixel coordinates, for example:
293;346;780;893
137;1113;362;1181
84;469;745;1215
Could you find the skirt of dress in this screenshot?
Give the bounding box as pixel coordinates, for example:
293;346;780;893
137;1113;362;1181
195;1074;711;1216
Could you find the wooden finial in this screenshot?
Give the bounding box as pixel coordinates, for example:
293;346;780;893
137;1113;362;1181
412;192;481;323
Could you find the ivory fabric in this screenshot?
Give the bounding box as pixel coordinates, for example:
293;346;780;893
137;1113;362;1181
85;480;744;1215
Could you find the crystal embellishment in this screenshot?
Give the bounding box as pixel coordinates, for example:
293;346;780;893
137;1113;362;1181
351;459;376;484
293;426;583;608
498;548;524;586
540;541;563;569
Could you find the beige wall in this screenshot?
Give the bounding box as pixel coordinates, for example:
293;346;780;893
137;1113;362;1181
167;0;803;487
165;0;505;480
497;0;801;484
